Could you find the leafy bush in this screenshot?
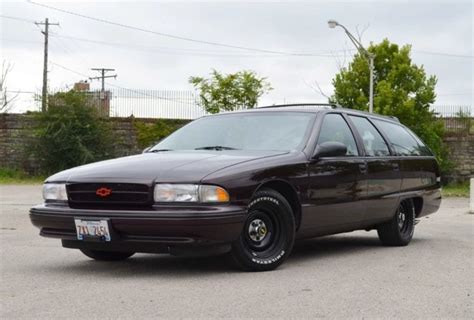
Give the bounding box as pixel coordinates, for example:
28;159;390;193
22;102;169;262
30;90;115;174
134;119;188;149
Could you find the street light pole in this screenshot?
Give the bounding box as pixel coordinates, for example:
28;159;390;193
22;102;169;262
328;19;375;113
369;54;374;114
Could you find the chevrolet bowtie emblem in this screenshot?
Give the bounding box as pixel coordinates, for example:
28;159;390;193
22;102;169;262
96;187;112;197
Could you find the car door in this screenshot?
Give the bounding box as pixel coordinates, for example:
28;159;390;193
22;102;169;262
304;113;367;235
347;115;401;224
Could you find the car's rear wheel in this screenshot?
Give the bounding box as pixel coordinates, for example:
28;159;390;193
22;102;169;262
377;199;415;246
80;249;135;261
231;189;295;271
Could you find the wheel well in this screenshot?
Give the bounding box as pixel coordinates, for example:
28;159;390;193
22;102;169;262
412;197;423;217
256;180;302;230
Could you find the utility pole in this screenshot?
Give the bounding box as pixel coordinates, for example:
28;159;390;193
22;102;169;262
35;18;59;112
89;68;117;91
89;68;117;117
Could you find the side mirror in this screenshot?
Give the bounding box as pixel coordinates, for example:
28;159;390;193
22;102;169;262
313;141;347;159
142;146;152;154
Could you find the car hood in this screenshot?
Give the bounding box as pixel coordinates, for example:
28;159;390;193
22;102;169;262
46;150;289;184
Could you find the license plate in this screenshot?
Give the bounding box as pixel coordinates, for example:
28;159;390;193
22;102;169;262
74;219;111;241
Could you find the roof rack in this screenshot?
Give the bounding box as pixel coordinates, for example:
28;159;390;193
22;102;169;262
258;103;341;109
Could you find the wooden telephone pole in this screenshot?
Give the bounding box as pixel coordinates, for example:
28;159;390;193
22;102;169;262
89;68;117;91
36;18;59;112
90;68;117;116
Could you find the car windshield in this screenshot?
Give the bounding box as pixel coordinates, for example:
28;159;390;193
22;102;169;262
151;112;315;151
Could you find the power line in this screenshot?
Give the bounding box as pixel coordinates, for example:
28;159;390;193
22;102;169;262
412;50;473;59
50;61;89;78
49;61;197;106
27;1;336;57
0;15;35;24
3;11;472;59
6;90;38;94
1;38;42;44
49;33;342;58
49;33;474;60
437;93;472;96
27;2;474;59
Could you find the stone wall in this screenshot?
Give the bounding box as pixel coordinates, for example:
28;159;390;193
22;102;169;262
0;113;189;173
1;113;473;182
443;134;474;183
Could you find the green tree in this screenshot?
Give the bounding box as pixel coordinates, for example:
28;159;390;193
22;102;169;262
31;90;115;174
331;39;450;172
190;69;272;114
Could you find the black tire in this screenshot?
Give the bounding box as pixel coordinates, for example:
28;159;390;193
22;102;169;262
377;199;415;246
231;189;295;271
80;249;134;261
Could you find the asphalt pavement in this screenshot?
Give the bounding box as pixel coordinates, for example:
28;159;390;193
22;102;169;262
1;185;472;319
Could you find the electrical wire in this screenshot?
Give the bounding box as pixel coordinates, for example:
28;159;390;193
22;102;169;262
27;1;346;57
0;14;35;24
27;2;474;59
49;61;198;106
3;12;472;59
48;33;343;58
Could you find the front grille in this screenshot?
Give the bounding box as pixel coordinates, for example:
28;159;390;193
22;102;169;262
67;183;152;209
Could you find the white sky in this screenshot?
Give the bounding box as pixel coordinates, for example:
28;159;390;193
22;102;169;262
1;0;473;114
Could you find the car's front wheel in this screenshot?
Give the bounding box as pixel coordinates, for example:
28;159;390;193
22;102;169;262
231;189;295;271
80;249;135;261
377;199;415;246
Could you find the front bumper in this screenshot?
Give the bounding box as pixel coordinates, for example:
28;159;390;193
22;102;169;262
30;204;247;254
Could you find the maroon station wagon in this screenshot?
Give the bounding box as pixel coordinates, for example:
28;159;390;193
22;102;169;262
30;104;441;271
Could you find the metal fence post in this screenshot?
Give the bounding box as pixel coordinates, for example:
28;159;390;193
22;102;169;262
470;178;474;214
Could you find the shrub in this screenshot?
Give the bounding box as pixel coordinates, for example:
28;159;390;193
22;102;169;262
30;90;115;174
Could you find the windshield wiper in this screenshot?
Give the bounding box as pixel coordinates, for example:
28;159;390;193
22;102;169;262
195;146;239;151
149;149;173;153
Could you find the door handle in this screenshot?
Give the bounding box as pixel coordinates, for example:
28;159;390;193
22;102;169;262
358;163;368;174
391;163;400;171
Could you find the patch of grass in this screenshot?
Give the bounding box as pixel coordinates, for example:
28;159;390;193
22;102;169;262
0;167;45;184
442;182;470;198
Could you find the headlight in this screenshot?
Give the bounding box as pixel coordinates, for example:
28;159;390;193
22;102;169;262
154;184;198;202
154;184;229;203
42;183;68;201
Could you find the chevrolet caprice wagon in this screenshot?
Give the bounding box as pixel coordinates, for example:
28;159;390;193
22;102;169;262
30;104;441;271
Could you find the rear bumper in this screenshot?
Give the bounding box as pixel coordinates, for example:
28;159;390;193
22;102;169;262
30;204;247;253
418;188;442;218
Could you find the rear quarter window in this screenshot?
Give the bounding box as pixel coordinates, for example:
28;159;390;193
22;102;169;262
405;128;434;156
372;119;432;156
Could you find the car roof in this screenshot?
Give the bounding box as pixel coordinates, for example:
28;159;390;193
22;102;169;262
212;103;400;124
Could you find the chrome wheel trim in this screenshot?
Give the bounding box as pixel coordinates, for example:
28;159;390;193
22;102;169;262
248;218;268;242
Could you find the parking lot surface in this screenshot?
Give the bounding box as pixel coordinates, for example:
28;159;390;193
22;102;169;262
1;185;472;319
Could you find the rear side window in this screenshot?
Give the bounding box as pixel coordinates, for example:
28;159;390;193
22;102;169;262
372;120;423;156
349;116;390;157
317;114;359;156
405;128;433;156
